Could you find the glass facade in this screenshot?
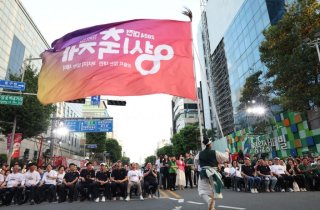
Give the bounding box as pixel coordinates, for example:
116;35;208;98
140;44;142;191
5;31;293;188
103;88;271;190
7;35;25;76
224;0;274;129
203;0;287;134
0;0;49;79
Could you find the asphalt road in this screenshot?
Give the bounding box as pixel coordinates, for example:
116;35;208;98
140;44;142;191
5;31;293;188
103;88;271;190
3;188;320;210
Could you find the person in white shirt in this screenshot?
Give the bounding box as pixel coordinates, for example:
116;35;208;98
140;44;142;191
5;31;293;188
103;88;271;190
271;157;294;192
230;160;243;192
125;163;144;201
1;164;24;206
24;162;41;205
39;164;58;203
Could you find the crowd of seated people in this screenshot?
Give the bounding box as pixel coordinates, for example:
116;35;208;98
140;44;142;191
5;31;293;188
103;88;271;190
0;160;159;206
219;155;320;193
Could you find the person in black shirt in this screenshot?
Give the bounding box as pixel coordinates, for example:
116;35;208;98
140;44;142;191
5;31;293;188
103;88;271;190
161;155;169;190
241;157;261;193
94;163;111;202
110;162;128;200
143;163;158;198
78;162;96;201
256;159;277;192
58;163;79;203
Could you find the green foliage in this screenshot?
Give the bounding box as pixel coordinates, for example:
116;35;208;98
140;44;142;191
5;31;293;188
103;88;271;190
0;66;55;138
144;155;156;165
85;132;107;153
260;0;320;112
0;154;7;164
171;124;201;156
203;128;217;141
156;145;174;157
239;71;270;110
105;138;122;163
121;156;130;165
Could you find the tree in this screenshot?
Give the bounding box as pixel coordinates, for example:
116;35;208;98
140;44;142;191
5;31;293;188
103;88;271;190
85;132;107;153
260;0;320;112
0;66;55;138
156;145;174;157
238;71;270;110
144;155;156;166
203;128;217;141
171;124;201;156
105;138;122;163
121;156;130;165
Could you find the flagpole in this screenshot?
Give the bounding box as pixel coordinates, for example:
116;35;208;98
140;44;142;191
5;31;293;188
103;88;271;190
183;9;204;150
182;8;224;142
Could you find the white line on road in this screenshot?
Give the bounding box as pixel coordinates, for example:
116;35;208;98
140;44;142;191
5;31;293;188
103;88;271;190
187;201;205;205
169;198;179;201
217;205;246;210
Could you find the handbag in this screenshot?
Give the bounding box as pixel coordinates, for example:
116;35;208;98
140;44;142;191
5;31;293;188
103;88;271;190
293;181;300;192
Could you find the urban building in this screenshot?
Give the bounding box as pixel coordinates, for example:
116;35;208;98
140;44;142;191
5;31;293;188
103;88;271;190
200;0;287;136
0;0;83;161
172;97;199;134
0;0;48;79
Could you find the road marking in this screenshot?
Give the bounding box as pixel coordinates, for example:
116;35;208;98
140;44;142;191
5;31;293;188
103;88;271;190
217;205;246;210
172;206;183;210
169;198;179;201
166;190;182;198
187;201;205;205
159;189;169;198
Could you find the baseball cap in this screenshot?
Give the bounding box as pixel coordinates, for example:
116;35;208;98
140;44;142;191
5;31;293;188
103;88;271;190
274;157;280;160
244;157;250;160
100;163;106;166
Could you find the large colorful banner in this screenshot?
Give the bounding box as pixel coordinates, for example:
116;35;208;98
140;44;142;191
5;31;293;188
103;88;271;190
7;133;23;158
37;19;196;105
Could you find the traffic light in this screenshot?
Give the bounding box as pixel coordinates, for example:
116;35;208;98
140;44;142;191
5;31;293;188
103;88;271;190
107;100;126;106
65;98;86;104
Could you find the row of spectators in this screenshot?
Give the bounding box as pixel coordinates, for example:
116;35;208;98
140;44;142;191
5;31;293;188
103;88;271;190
219;155;320;193
0;161;158;206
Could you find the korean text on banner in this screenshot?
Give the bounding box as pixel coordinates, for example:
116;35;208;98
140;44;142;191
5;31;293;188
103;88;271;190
37;19;196;104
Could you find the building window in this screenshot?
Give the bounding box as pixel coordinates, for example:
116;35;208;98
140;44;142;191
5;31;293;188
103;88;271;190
7;35;25;77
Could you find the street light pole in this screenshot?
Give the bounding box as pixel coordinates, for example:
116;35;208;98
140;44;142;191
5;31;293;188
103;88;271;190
6;57;40;167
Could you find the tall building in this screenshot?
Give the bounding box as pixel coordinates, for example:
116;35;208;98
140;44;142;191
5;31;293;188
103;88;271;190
200;0;287;136
0;0;84;161
0;0;48;78
172;97;198;134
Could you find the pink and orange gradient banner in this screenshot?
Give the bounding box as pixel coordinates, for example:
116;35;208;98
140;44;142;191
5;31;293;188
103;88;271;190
37;19;196;105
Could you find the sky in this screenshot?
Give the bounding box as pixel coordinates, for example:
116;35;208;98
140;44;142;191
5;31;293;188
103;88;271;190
21;0;202;163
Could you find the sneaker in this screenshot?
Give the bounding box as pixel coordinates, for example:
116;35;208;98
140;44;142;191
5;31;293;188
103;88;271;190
139;195;144;201
101;196;106;202
30;200;35;205
237;188;240;192
214;193;223;199
125;196;130;201
95;197;100;203
266;189;270;192
288;188;294;192
281;189;285;192
271;189;275;192
251;188;255;193
120;197;124;201
112;197;116;201
254;188;258;193
148;194;152;199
